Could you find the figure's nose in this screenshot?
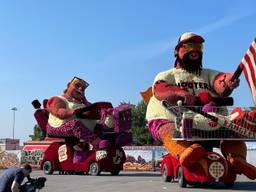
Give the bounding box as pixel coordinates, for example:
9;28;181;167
78;87;85;92
189;51;200;60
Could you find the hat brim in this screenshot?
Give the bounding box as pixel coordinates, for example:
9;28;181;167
175;35;205;52
179;35;205;44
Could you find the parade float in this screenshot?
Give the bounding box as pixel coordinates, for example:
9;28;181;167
22;77;132;176
141;32;256;187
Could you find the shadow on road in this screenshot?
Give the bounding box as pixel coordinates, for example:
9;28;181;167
49;171;161;177
105;172;161;177
231;181;256;191
185;181;256;191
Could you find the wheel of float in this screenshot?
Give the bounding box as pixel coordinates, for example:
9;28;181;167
177;166;187;188
89;162;101;176
43;161;54;175
110;169;120;176
162;164;172;182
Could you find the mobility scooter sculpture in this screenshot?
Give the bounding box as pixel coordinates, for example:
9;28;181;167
143;88;256;187
31;99;132;176
29;99;132;176
23;77;132;176
160;97;256;187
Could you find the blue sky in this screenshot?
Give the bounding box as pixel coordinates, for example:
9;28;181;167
0;0;256;143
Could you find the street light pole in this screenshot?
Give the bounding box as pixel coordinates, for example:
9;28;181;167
11;107;17;139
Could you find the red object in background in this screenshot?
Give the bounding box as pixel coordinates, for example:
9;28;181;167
160;152;237;188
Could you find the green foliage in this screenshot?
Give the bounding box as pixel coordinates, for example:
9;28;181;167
249;107;256;111
29;124;45;141
131;101;156;145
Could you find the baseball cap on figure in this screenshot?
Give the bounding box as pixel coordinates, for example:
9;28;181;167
175;32;205;54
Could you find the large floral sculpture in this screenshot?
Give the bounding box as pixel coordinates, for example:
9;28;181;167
142;32;256;180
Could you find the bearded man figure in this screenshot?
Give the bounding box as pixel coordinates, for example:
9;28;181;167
145;32;256;180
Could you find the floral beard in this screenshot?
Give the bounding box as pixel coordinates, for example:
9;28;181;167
176;51;203;75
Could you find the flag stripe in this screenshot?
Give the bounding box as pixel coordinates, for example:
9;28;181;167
242;61;252;92
243;62;256;106
248;41;256;96
244;50;256;88
242;58;255;97
241;39;256;106
249;48;256;65
251;40;256;63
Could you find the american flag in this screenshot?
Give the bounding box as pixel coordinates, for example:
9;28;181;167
241;38;256;106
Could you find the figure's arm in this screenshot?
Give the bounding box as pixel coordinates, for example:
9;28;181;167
154;80;195;105
213;73;240;97
26;174;31;181
47;97;74;119
11;171;25;192
11;181;20;192
83;97;91;106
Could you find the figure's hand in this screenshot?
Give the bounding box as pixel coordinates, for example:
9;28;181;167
166;95;184;105
166;92;195;106
182;92;195;106
74;106;100;119
66;109;76;116
73;107;82;114
74;107;86;118
227;79;240;90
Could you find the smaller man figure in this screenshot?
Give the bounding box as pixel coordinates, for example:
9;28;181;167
46;77;110;149
0;164;32;192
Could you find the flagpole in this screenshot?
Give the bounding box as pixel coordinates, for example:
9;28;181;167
222;64;244;97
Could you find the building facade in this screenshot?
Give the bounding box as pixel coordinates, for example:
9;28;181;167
0;138;20;151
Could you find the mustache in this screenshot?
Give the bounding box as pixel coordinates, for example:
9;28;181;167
177;51;203;75
73;87;84;95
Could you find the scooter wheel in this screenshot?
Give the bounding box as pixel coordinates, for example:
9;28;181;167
162;164;172;182
89;162;101;176
43;161;54;175
178;166;187;188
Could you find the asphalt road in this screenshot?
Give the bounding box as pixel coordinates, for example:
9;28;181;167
1;170;255;192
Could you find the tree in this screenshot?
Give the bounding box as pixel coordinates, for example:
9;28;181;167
131;101;157;145
249;107;256;111
29;124;45;141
